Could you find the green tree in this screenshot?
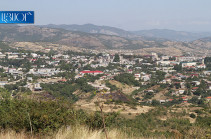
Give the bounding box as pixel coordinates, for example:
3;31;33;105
204;57;211;70
174;64;182;71
151;99;160;106
114;73;139;86
113;54;120;62
155;71;166;81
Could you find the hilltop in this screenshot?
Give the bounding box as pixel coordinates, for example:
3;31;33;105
0;25;161;50
41;24;211;41
0;25;211;56
132;29;211;42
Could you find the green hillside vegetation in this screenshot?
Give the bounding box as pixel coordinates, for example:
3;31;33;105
0;88;210;138
41;78;95;102
114;73;139;86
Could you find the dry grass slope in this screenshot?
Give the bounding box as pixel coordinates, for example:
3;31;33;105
0;126;140;139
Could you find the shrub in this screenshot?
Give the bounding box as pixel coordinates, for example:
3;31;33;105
190;113;196;118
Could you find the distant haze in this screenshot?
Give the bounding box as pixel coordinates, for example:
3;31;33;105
40;24;211;42
1;0;211;32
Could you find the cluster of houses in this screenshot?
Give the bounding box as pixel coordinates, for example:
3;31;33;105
0;49;210;104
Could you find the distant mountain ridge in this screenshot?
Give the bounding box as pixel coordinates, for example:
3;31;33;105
41;24;211;42
0;25;211;54
41;24;136;39
0;25;165;50
197;37;211;42
132;29;211;42
190;37;211;50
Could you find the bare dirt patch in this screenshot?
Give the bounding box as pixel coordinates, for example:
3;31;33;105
75;93;153;118
109;80;138;95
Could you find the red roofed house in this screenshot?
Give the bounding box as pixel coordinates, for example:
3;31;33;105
197;64;206;69
192;87;198;90
181;96;188;101
168;99;174;102
58;78;67;82
80;70;104;76
206;97;211;101
31;59;37;62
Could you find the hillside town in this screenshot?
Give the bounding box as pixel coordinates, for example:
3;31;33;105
1;0;211;138
0;47;210;105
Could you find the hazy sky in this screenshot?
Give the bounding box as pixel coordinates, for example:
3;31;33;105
1;0;211;31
